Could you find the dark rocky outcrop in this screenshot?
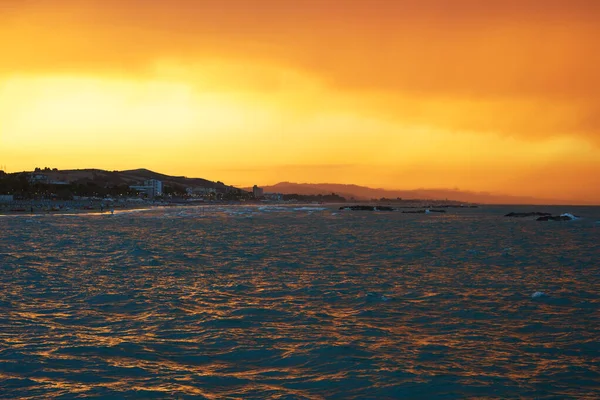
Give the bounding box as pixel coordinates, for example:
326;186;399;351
340;205;370;211
505;212;552;218
340;205;395;211
537;215;569;221
402;209;446;214
375;206;395;211
537;214;578;221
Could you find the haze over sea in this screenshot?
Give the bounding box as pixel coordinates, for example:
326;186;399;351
1;205;599;399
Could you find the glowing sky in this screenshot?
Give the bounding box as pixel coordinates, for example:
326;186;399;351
1;0;599;202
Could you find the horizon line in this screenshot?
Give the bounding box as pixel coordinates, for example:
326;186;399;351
3;167;599;206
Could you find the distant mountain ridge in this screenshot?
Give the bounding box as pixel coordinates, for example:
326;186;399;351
11;169;594;204
248;182;589;205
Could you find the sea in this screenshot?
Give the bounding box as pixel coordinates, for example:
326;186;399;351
0;204;599;399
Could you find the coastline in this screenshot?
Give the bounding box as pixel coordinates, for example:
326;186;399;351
0;200;160;216
0;199;482;216
0;199;316;216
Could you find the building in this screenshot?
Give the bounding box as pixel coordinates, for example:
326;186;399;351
264;192;283;201
253;185;264;198
28;174;49;183
225;186;244;194
186;187;217;196
0;195;14;203
129;179;163;198
145;179;162;197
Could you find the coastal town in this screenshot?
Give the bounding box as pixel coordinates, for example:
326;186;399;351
0;168;266;214
0;167;473;214
0;168;345;214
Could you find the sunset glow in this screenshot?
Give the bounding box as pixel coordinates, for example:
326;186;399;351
1;0;599;203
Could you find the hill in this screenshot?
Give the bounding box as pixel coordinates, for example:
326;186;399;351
248;182;584;205
26;168;245;193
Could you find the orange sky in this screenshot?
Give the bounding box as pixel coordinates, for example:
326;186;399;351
1;0;599;203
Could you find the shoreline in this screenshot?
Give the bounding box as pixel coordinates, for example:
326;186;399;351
0;199;487;216
0;200;162;216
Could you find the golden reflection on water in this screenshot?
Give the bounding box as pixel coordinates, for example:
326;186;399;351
0;205;599;398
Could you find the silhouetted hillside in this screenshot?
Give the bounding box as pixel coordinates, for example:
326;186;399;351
249;182;584;205
24;168;245;193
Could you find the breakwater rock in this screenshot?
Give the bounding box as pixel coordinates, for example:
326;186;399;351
537;213;579;221
340;205;395;211
402;209;446;214
505;212;552;218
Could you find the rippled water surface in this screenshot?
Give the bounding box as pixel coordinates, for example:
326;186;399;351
1;205;599;399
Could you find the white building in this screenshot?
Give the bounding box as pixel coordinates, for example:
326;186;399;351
144;179;162;197
264;192;283;201
253;185;264;198
129;179;163;198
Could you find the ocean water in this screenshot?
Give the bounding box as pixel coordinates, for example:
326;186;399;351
1;205;599;399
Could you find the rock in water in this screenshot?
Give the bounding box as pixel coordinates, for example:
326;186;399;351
537;214;579;221
340;205;395;211
505;212;552;218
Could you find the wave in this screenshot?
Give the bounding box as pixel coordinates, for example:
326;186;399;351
258;206;289;212
560;213;579;221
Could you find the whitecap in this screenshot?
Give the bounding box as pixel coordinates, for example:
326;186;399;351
560;213;579;220
532;291;547;299
258;206;288;212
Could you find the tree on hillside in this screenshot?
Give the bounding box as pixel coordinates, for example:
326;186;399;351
163;184;187;197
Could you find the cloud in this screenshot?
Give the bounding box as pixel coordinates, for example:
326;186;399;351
1;0;599;202
2;0;598;98
1;0;599;144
